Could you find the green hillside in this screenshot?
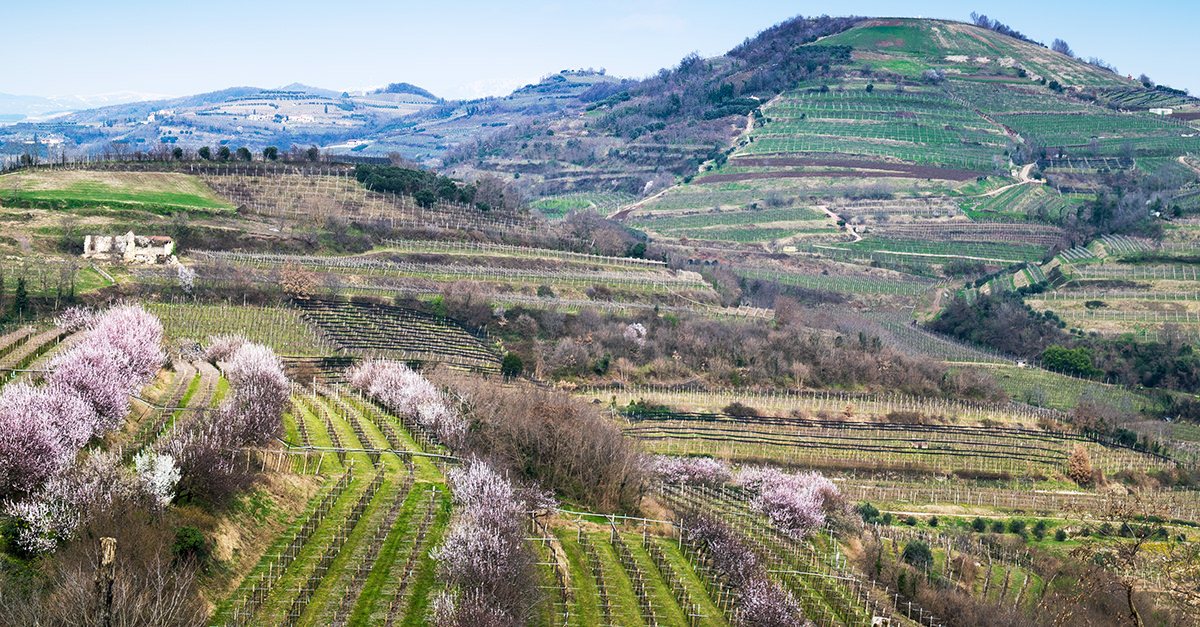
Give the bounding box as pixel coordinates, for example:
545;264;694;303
820;18;1135;87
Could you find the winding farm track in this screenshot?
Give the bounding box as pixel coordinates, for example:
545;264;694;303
1177;155;1200;178
818;205;863;242
975;162;1040;198
179;361;221;429
609;185;668;220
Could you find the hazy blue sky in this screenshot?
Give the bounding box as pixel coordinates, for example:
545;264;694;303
6;0;1197;100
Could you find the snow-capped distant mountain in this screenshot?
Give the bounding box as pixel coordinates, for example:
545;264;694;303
0;91;170;122
48;91;173;109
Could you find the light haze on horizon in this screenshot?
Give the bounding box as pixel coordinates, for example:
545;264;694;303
6;0;1198;102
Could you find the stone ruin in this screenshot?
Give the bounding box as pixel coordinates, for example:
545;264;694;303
83;231;175;264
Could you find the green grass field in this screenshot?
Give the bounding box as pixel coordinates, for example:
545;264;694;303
0;170;233;212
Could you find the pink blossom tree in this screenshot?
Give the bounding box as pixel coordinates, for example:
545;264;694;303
219;342;289;444
653;455;731;486
0;384;91;498
3;452;146;554
203;333;246;363
347;360;466;449
737;467;844;538
53;306;95;333
623;322;647;348
45;304;165;438
47;341;135;436
683;512;803;626
161;340;288;503
431;460;542;626
70;304;165;386
0;305;169;551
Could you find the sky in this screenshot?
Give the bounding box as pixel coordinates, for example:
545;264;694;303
5;0;1198;101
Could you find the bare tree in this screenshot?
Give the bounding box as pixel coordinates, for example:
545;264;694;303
1051;38;1074;57
109;141;130;161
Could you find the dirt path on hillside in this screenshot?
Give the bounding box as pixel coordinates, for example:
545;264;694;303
1178;155;1200;178
611;97;777;221
819;206;863;242
976;163;1039;198
11;234;32;253
609;187;668;220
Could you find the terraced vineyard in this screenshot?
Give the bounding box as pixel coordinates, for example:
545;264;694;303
629;206;827;239
623;410;1173;476
740;87;1008;171
380;238;667;269
194;165;534;236
996;112;1200;157
858;311;1012;364
730;265;937;295
293;298;499;372
529;191;635;217
193;249;706;294
146;303;335;356
0;326;68;384
587;386;1059;425
214;385;450;627
541;499;892;627
656;483;898;626
865;221;1065;249
118;361;198;455
123;360;221;459
814;238;1048;263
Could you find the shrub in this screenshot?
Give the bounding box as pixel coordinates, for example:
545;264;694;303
972;517;987;532
1068;444;1093;485
991;520;1006;533
500;352;524;378
905;515;918;526
1055;528;1068;542
172;526;208;563
928;515;939;527
722;401;760;417
859;502;881;523
901;540;933;569
435;375;645;512
1009;519;1027;537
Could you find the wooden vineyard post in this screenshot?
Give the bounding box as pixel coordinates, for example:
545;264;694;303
96;537;116;627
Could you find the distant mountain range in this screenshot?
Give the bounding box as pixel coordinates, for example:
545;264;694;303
0;74;612;166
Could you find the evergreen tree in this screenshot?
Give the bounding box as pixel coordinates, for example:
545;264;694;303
12;277;28;317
